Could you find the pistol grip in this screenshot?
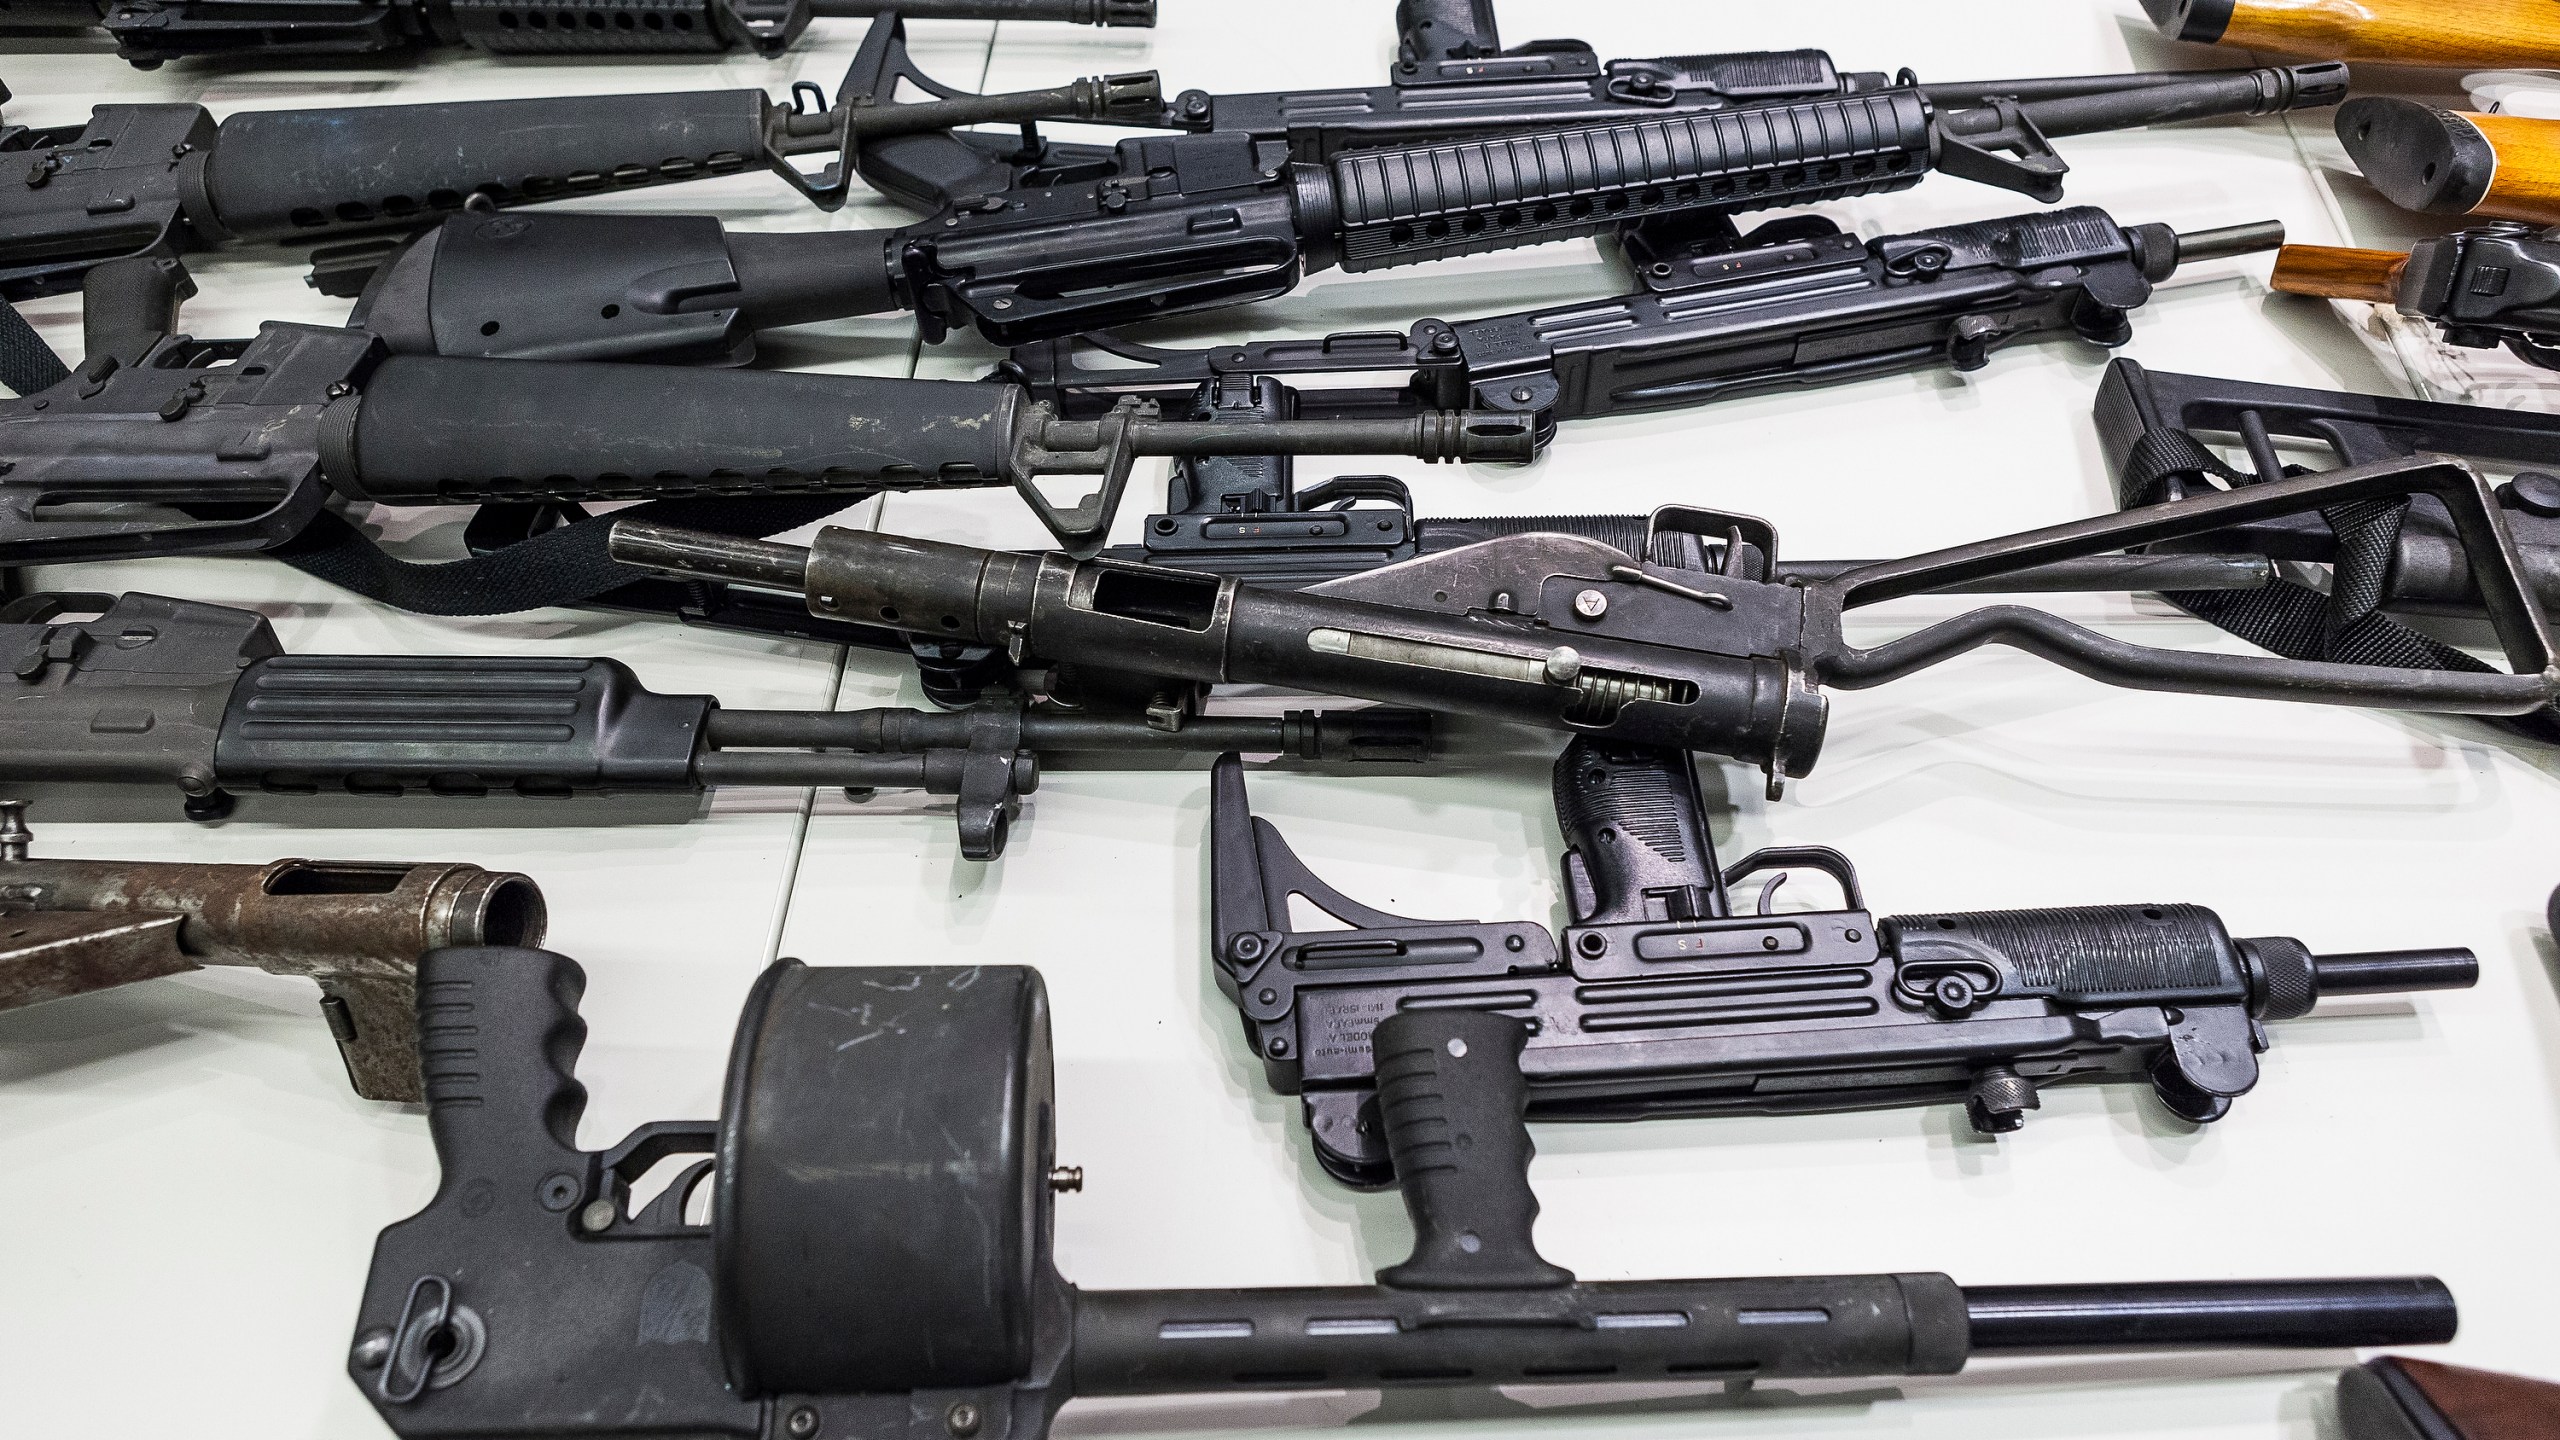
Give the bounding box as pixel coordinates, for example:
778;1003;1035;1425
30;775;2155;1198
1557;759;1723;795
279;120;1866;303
1372;1009;1571;1291
416;947;590;1198
318;972;425;1104
1552;738;1725;927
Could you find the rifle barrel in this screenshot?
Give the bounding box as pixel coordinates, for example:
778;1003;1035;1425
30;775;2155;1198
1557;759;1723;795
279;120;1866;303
1964;1278;2458;1350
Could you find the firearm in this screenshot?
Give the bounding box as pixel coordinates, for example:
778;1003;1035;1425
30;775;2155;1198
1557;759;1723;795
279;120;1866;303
2335;99;2560;229
2272;225;2560;370
607;452;2560;800
327;60;2345;352
2339;1357;2560;1439
2095;360;2560;745
2;0;1149;68
362;200;2286;405
1212;741;2473;1185
0;591;1429;858
0;61;1160;300
842;0;2348;214
0;800;544;1101
0;260;1530;602
348;948;2459;1437
2141;0;2560;68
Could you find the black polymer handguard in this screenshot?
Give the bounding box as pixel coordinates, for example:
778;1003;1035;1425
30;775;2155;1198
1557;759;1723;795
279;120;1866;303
609;451;2560;799
0;593;713;818
348;951;2460;1440
1209;740;2481;1187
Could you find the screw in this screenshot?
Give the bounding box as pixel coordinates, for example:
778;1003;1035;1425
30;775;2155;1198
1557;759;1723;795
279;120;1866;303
350;1327;394;1370
1049;1166;1084;1193
1266;1036;1290;1058
537;1173;579;1212
579;1199;616;1233
1257;987;1277;1004
1429;330;1458;353
1845;928;1862;943
992;298;1014;310
1231;934;1265;961
1504;935;1524;952
946;1402;983;1438
1572;589;1609;619
786;1407;820;1438
1510;386;1534;403
0;800;29;862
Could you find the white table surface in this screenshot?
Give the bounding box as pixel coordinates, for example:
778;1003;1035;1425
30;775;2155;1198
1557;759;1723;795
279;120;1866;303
3;4;2555;1436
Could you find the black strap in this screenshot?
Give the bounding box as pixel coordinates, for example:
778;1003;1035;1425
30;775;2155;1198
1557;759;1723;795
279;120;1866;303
0;296;70;397
274;494;866;616
2119;428;2560;744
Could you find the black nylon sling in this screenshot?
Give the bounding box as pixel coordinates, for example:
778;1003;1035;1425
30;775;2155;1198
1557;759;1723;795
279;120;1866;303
2117;426;2560;743
0;297;70;398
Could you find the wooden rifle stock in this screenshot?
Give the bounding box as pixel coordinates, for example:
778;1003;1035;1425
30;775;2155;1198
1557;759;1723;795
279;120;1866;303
2152;0;2560;68
2339;100;2560;225
2271;243;2410;304
2338;1357;2560;1440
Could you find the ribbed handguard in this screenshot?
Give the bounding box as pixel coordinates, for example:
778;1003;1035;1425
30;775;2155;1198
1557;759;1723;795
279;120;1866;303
201;90;771;242
332;359;1020;504
211;655;712;797
1882;904;2248;1006
451;0;740;54
1326;90;1935;271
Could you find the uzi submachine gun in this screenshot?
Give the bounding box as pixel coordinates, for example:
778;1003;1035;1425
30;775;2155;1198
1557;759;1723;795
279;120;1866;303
1211;740;2475;1186
0;592;1426;858
334;55;2345;355
0;59;1159;300
608;452;2560;800
0;800;544;1100
2;0;1147;68
347;950;2460;1438
840;0;2348;213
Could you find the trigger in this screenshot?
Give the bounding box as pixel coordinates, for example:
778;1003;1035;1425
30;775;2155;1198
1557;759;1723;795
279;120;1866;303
1755;872;1789;917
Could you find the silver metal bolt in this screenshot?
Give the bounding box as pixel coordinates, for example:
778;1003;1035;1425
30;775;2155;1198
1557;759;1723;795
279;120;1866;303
579;1199;616;1233
1543;647;1582;685
1572;589;1609;619
1049;1166;1084;1193
786;1407;820;1438
945;1402;983;1438
0;801;29;862
350;1327;395;1370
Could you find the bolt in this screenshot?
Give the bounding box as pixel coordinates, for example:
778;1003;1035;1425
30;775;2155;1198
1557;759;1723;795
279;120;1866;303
1430;330;1458;353
1572;589;1609;619
1446;1038;1468;1058
1049;1166;1084;1193
946;1402;983;1438
1266;1036;1290;1058
579;1199;616;1233
1845;928;1861;943
1231;934;1265;961
786;1407;820;1438
1257;987;1277;1004
1504;935;1524;952
350;1327;395;1370
1543;646;1582;685
1510;386;1534;403
992;298;1014;310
